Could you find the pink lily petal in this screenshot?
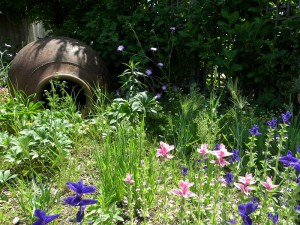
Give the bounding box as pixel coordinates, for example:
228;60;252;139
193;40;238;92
156;141;174;159
261;177;278;191
210;144;233;158
197;144;210;155
210;157;230;167
238;173;256;186
171;179;197;198
234;183;254;196
123;173;134;184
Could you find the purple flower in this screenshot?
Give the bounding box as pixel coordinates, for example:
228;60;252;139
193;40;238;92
214;143;221;150
225;172;234;187
170;27;176;31
228;219;238;224
296;174;300;183
32;209;60;225
251;197;259;204
282;111;292;125
295;205;300;212
145;69;152;76
229;149;240;162
297;145;300;153
63;180;98;223
268;212;279;224
162;85;167;91
248;124;261;136
267;118;277;129
66;180;96;197
157;62;164;67
238;202;258;225
117;45;124;51
279;150;299;166
156;93;161;99
290;162;300;173
182;167;188;176
63;195;97;206
69;205;87;223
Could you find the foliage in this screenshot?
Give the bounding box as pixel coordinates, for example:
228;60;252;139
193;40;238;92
0;91;43;133
4;0;298;109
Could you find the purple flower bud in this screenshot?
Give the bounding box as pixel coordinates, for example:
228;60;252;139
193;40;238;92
117;45;124;51
248;124;261;136
170;27;176;31
267;118;277;129
157;62;164;67
282;111;292;125
145;69;152;76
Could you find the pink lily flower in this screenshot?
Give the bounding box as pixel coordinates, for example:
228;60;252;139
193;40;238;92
197;144;210;156
261;177;278;191
156;141;174;159
123;173;134;184
234;183;254;196
238;173;256;186
171;179;197;198
209;144;233;158
210;157;231;167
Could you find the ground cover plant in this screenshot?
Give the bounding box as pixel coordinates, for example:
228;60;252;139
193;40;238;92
0;58;300;224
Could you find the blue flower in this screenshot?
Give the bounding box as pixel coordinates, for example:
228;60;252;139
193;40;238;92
225;172;234;187
248;124;261;136
282;111;292;125
66;180;96;197
268;212;279;224
170;27;176;31
229;149;240;162
228;219;238;224
32;209;60;225
162;85;167;91
290;162;300;173
145;69;152;76
214;143;221;150
238;202;258;225
63;180;98;223
69;206;88;223
251;197;259;204
63;195;97;206
182;167;188;176
297;145;300;153
267;118;277;129
279;150;299;166
156;93;161;99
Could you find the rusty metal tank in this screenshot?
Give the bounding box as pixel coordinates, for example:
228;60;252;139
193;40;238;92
8;36;110;113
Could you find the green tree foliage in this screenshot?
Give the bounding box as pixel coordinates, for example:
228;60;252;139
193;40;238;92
1;0;300;109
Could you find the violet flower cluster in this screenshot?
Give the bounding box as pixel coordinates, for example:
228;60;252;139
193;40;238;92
238;201;258;225
63;180;98;223
279;150;300;179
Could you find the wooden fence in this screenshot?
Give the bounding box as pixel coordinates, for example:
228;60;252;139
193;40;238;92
0;14;48;48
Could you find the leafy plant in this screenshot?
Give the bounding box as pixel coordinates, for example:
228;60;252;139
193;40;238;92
0;170;17;190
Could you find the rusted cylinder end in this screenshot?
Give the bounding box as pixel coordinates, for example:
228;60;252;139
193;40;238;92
8;36;110;114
